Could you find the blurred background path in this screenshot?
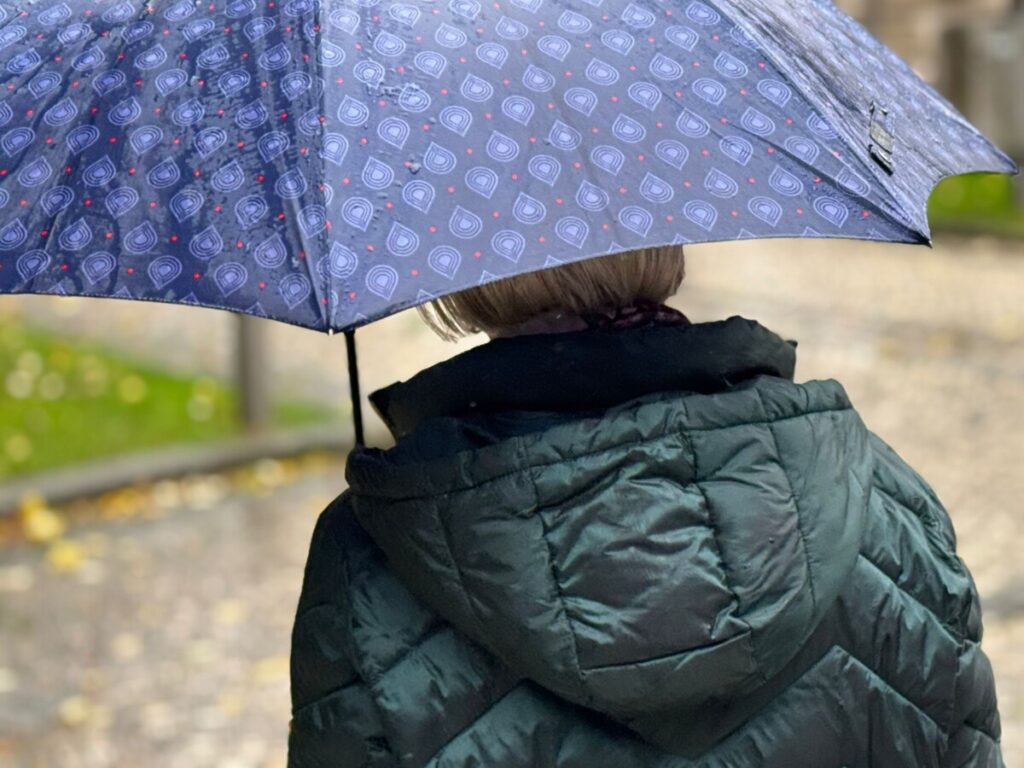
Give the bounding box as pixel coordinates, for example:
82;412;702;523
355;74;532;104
1;234;1022;767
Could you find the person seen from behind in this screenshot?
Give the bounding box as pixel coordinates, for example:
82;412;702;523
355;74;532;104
288;245;1003;767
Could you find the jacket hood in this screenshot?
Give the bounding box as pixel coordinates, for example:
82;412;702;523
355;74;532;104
346;317;872;753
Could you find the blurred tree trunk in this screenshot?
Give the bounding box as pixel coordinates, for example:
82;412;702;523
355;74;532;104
236;314;269;432
861;0;884;34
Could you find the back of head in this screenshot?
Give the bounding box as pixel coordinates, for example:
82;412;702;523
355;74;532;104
416;245;687;340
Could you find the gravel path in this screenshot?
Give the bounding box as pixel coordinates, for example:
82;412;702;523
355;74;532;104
1;234;1022;765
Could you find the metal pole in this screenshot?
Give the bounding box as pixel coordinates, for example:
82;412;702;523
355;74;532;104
236;314;269;432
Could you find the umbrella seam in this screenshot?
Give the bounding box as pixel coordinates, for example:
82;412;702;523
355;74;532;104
313;0;333;331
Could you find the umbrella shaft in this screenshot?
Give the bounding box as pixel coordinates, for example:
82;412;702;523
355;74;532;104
345;330;365;447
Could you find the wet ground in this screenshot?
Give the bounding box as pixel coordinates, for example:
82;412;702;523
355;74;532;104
1;234;1022;766
0;458;338;768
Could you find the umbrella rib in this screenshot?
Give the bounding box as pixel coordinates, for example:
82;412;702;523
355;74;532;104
313;1;335;333
296;2;332;333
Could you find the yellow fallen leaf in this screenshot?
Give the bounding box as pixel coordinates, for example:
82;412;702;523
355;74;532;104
217;689;246;716
117;374;147;404
0;668;17;694
181;475;231;509
21;503;66;544
87;704;113;730
4;433;32;462
111;632;143;661
97;488;145;520
252;459;287;490
139;701;174;739
252;655;289;684
993;315;1021;343
18;492;46;512
212;599;249;626
150;480;183;510
184;639;218;668
875;335;903;360
46;539;86;573
56;696;90;728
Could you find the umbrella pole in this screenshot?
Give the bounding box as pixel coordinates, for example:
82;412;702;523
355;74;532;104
344;329;365;447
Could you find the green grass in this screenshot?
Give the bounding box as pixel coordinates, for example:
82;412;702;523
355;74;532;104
0;320;336;480
929;173;1024;239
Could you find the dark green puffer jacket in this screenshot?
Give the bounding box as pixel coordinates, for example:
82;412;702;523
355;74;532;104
289;317;1003;767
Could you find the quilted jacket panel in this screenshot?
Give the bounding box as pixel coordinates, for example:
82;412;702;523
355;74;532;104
289;320;1002;767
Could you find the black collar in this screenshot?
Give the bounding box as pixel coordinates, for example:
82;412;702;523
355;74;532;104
369;316;797;441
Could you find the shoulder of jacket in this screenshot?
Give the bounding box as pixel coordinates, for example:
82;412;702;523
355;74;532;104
858;430;985;646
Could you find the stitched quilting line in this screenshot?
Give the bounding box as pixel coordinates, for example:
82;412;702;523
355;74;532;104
684;429;768;688
580;627;755;675
299;560;989;759
701;644;945;766
291;678;362;719
365;623;449;687
857;553;965;643
959;645;1002;745
874;484;944;538
872;484;967;578
354;402;853;504
753;388;819;615
865;484;974;636
304;500;410;759
829;645;946;736
442;645;955;766
292;599;342;627
854;553;974;735
873;478;941;529
955;722;1003;750
868;431;947;511
527;436;592;705
423;682;526;767
433;491;490;641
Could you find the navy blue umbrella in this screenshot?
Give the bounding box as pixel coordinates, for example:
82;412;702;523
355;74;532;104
0;0;1016;440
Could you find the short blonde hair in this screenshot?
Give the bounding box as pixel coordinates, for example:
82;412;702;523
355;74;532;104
417;245;686;341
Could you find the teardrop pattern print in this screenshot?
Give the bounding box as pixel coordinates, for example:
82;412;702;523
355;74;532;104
0;0;1006;330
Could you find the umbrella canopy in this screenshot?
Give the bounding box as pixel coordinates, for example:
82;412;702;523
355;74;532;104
0;0;1015;334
